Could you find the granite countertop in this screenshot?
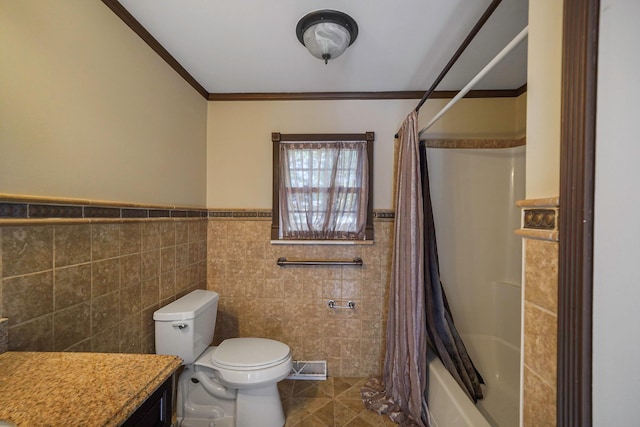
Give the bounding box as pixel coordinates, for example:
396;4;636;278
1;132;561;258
0;351;182;426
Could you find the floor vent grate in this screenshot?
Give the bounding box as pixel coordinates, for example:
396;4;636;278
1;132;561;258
287;360;327;380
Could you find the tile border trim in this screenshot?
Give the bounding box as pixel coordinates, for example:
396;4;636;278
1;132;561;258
516;196;560;242
516;196;560;208
207;209;395;221
424;136;526;149
523;209;557;230
0;195;395;223
515;228;559;242
0;194;208;223
0;201;208;221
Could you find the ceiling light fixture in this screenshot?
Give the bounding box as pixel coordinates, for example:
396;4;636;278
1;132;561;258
296;10;358;64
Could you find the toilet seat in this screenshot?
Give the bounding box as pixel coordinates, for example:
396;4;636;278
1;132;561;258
193;338;292;389
211;338;291;370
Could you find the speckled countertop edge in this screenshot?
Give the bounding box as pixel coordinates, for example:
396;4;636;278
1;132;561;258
104;354;181;426
0;352;181;426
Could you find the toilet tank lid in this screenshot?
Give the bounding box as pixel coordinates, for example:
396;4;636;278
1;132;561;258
153;289;219;321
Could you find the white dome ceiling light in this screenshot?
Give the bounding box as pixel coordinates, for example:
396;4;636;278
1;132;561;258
296;10;359;64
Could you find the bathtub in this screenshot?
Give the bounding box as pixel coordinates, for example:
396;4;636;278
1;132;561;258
426;334;519;427
426;350;491;427
463;334;520;427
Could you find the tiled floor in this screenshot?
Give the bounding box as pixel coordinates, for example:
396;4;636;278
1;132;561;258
278;377;397;427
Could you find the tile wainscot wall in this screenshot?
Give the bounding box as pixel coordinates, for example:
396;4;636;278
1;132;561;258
516;197;559;426
0;219;208;353
0;197;393;379
207;213;393;378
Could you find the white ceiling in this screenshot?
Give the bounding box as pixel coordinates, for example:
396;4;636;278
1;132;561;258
116;0;529;94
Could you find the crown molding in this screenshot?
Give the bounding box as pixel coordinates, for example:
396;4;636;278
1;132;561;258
207;86;527;101
101;0;209;99
103;1;527;102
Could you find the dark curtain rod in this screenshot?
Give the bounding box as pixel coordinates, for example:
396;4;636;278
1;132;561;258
395;0;503;138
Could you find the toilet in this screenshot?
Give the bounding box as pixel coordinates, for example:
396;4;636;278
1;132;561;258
153;289;292;427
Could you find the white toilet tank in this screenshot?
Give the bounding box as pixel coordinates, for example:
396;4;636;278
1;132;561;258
153;289;219;364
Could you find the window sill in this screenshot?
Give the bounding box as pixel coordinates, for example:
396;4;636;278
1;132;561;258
270;239;374;245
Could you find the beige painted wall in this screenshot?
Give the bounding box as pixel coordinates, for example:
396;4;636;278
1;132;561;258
207;97;522;209
516;92;528;137
0;0;207;207
525;1;563;198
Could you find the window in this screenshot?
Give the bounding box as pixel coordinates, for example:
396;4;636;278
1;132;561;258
272;132;374;241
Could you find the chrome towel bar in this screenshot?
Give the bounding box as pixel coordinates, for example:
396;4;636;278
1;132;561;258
328;300;355;310
276;257;363;267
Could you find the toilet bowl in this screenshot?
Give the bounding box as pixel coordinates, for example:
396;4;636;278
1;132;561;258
154;290;292;427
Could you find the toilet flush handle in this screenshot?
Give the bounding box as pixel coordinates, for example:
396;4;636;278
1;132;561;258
172;322;188;330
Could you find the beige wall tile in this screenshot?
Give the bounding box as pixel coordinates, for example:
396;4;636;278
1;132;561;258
524;302;558;387
1;219;207;354
141;277;160;310
120;282;142;317
92;258;121;297
176;243;190;268
142;222;161;252
120;253;142;286
141;306;157;338
0;249;2;314
54;224;91;267
91;290;120;333
188;221;207;243
176;222;189;245
2;271;53;325
188;242;201;265
160;246;176;273
159;222;176;248
523;366;556;427
8;315;53;351
91;224;120;261
207;218;391;376
0;318;7;353
65;338;91;353
2;216;377;373
53;302;91;351
160;271;176;299
119;223;142;256
2;226;53;277
175;266;189;292
522;236;558;426
120;313;142;354
525;239;558;313
54;264;91;310
91;324;119;353
141;249;160;280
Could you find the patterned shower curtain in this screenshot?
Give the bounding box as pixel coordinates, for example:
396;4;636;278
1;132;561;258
362;111;483;426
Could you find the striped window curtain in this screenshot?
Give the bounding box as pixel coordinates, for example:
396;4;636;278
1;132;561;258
279;140;368;240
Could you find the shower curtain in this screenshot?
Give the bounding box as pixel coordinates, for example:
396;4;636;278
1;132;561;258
362;111;483;426
419;140;485;404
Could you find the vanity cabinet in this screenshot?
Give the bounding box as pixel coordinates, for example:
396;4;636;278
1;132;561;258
123;376;174;427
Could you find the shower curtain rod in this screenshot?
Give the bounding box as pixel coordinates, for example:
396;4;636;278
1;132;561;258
394;0;503;138
418;26;529;137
